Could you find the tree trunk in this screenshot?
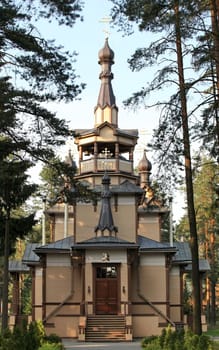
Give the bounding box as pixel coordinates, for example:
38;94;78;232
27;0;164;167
2;209;10;331
174;1;202;335
210;0;219;152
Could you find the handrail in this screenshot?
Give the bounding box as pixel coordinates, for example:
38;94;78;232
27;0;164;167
137;291;175;327
137;258;175;327
43;261;75;323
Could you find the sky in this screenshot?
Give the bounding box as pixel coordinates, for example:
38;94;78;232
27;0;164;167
36;0;186;222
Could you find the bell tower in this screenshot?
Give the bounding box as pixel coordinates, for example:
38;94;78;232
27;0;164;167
74;38;139;187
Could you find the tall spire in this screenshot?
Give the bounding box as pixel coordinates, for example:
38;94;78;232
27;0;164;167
94;38;118;127
95;171;118;236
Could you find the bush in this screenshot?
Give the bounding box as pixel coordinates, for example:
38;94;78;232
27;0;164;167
44;333;62;344
38;342;64;350
141;327;213;350
0;322;62;350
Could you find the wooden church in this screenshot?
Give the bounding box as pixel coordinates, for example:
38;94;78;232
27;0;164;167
9;38;208;341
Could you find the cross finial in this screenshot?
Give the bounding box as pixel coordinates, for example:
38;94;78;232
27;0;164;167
99;16;112;38
101;147;112;170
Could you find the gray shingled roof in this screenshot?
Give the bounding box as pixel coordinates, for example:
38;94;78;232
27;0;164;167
22;243;41;264
172;241;192;264
34;236;74;254
111;180;143;194
185;259;210;272
9;260;30;272
73;127;138;139
75;236;138;249
138;235;177;253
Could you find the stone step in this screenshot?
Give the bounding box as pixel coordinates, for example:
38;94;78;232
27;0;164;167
86;315;126;341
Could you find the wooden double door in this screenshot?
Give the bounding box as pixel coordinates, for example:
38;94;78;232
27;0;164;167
95;264;120;315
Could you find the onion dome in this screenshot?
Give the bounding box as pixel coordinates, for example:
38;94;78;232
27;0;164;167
138;150;152;188
138;149;152;172
98;38;115;63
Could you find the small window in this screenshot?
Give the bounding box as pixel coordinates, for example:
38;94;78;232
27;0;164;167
96;266;117;278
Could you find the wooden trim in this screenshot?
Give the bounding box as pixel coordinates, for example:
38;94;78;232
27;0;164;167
42;258;46;321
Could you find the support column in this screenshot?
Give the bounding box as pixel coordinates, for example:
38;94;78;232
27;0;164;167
115;143;119;171
11;272;19;316
129;147;134;172
79;146;83;174
94;142;98;172
64;201;68;238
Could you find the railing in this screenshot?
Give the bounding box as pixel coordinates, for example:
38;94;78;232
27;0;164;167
80;158;132;174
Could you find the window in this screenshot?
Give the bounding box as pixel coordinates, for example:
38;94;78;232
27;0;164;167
96;266;117;278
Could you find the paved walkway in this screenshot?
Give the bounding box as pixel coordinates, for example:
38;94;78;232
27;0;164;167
62;339;142;350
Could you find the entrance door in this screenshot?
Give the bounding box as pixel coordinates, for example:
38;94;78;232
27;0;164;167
95;265;119;314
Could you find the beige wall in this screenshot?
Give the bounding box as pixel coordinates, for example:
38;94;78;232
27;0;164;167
169;266;181;321
45;316;79;338
138;214;161;241
75;203;99;242
34;267;43;320
132;316;161;337
76;197;137;242
43;254;83;326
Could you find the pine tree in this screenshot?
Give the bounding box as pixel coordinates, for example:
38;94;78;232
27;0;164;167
0;0;84;162
0;140;37;330
109;0;210;334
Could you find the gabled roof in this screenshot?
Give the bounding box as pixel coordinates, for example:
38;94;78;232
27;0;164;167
22;243;41;264
172;241;210;272
172;241;191;264
73;125;138;139
111;180;143;194
185;259;210;272
34;236;74;254
9;260;30;272
74;236;138;249
94;180;143;194
138;235;177;253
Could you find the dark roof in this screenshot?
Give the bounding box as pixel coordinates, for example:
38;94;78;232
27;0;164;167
74;236;138;249
185;259;210;272
94;180;143;195
9;260;30;273
22;243;41;264
34;236;74;254
111;180;143;194
172;241;192;264
138;235;177;253
73;127;138;139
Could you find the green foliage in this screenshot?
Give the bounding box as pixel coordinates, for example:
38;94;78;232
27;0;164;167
39;155;99;206
0;1;84;162
0;321;62;350
141;328;213;350
39;342;64;350
44;334;62;344
142;336;162;349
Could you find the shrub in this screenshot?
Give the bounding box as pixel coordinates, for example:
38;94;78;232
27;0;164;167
38;342;64;350
0;321;62;350
45;333;62;344
142;328;213;350
142;335;161;349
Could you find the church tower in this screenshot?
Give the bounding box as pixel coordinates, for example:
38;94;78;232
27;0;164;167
73;38;142;244
74;38;138;187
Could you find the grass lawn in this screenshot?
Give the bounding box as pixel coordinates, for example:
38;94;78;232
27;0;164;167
213;342;219;350
205;328;219;337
